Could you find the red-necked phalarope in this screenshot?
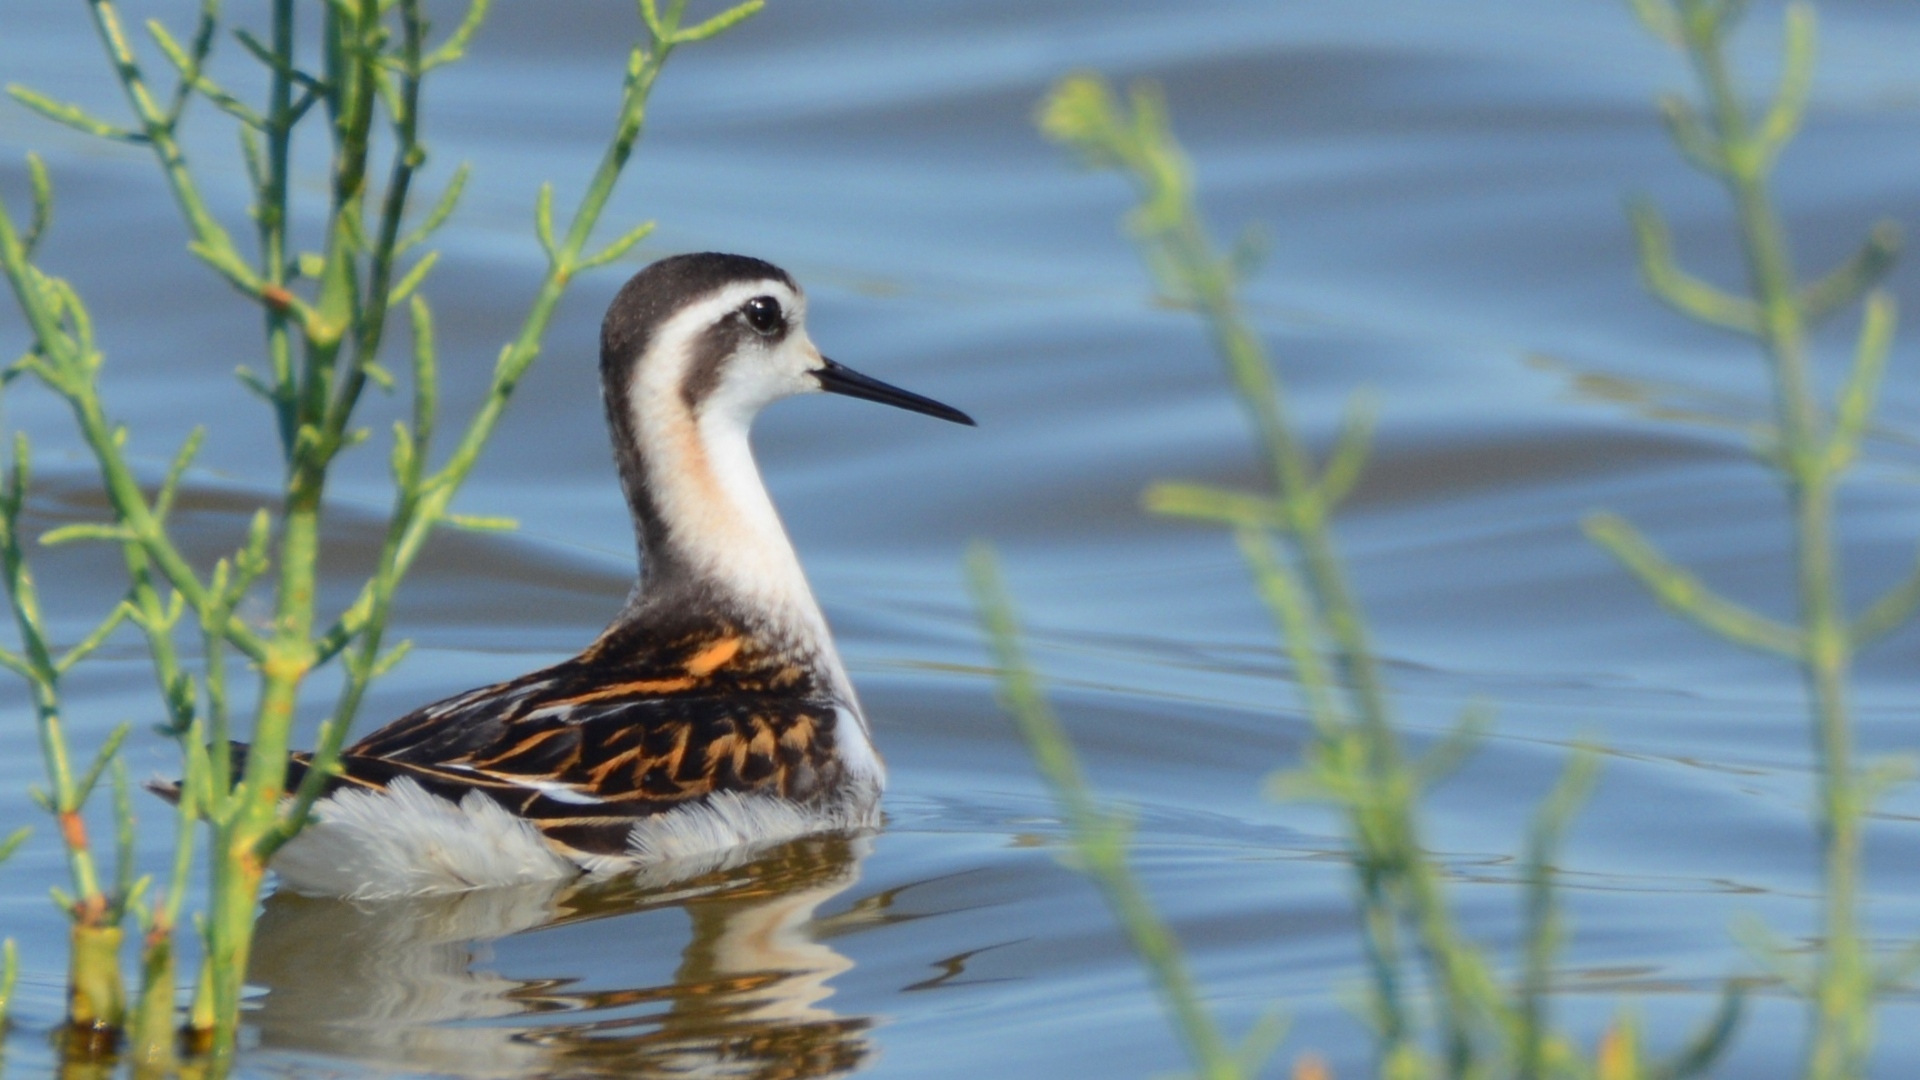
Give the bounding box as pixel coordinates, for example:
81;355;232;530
244;252;972;899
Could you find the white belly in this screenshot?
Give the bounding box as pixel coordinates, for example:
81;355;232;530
270;777;880;900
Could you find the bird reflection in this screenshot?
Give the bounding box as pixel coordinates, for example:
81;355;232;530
247;833;877;1078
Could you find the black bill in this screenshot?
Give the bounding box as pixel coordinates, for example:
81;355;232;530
814;358;975;426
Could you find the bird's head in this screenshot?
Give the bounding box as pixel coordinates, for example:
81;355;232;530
601;252;974;438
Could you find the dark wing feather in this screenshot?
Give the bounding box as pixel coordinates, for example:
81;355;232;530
277;621;846;859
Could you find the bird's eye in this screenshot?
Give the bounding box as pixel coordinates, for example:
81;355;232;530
742;296;784;336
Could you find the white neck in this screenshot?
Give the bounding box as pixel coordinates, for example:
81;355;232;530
641;403;821;623
625;360;861;713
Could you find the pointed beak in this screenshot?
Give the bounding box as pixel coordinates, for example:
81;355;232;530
813;358;975;426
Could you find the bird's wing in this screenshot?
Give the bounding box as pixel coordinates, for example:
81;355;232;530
293;627;847;858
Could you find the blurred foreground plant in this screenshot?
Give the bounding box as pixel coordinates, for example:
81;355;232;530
0;0;760;1062
1601;1;1907;1075
968;546;1275;1080
1021;73;1739;1079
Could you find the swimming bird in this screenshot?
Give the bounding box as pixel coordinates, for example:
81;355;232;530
250;252;973;899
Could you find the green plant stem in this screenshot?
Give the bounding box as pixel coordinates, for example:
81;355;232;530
0;193;267;664
271;0;432;846
1618;2;1874;1074
1039;73;1597;1078
85;1;262;297
322;0;424;448
66;923;125;1048
0;448;107;910
127;930;176;1068
1136;113;1470;1072
67;385;266;666
3;0;762;1058
1191;250;1397;755
0;463;129;1043
311;13;689;664
0;939;18;1031
968;545;1242;1080
262;0;298;452
1171;133;1412;1066
1681;8;1863;1075
198;0;384;1038
1516;751;1600;1080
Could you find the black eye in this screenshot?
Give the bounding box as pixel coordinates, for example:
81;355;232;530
742;296;784;336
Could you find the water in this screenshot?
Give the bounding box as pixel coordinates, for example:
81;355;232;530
3;0;1920;1075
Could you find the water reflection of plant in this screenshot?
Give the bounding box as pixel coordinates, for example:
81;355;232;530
985;63;1745;1080
1600;2;1905;1077
0;0;759;1064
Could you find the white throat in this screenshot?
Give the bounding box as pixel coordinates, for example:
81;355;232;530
634;380;828;639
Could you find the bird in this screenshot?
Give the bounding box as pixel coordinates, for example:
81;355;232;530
238;252;973;899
